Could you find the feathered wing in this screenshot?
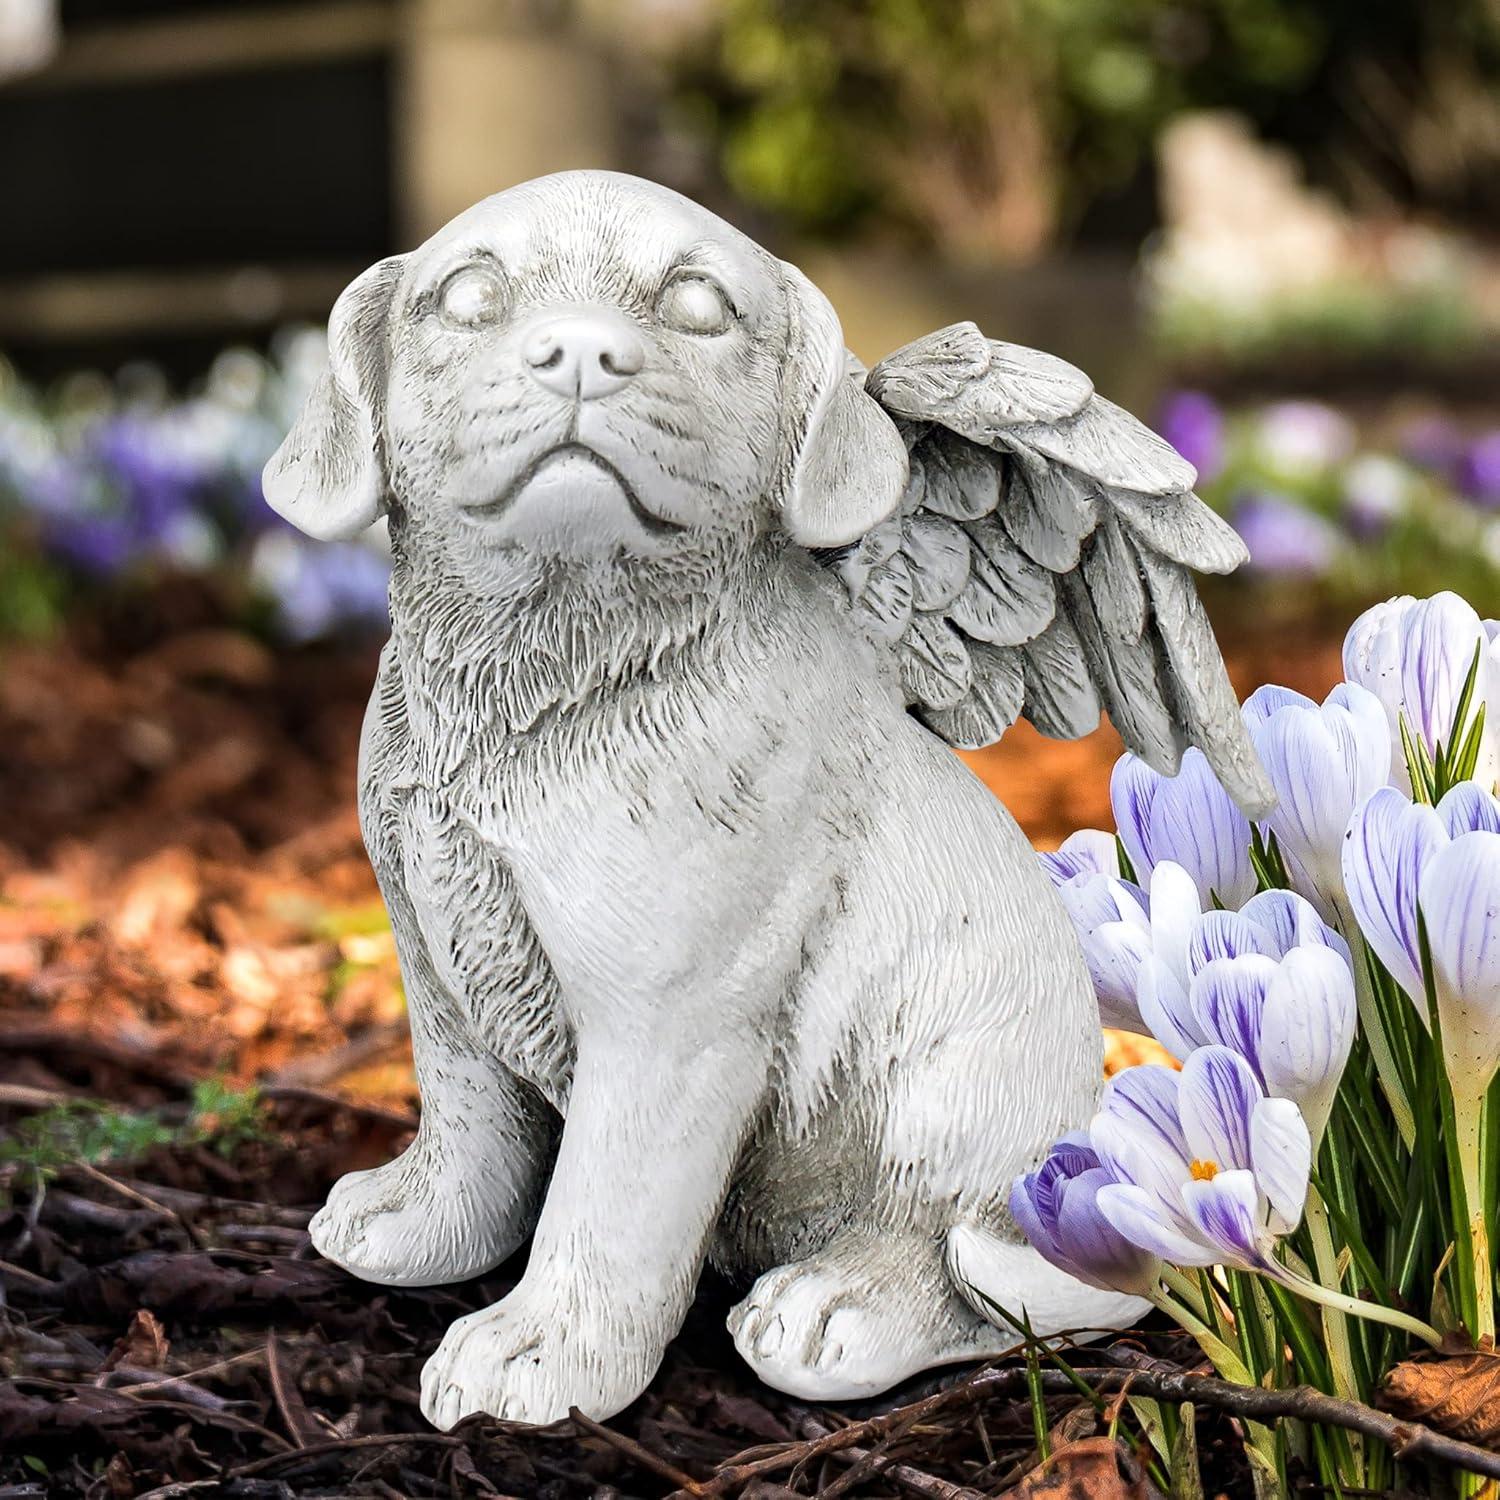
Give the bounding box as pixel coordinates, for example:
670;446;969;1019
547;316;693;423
839;321;1274;818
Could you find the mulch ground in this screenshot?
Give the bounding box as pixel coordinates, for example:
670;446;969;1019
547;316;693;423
0;581;1353;1497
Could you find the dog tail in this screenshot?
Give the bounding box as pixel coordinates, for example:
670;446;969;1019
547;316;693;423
944;1221;1149;1345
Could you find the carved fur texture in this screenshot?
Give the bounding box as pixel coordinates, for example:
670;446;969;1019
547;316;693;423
264;171;1264;1428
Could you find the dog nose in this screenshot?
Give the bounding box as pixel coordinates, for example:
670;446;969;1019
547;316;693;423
522;314;645;401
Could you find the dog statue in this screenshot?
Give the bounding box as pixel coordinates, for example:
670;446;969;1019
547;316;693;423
264;170;1273;1429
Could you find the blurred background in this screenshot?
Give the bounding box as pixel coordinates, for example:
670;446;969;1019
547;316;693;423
1;0;1498;1100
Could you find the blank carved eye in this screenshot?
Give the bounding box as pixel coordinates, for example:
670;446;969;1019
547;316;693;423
436;263;507;330
656;274;734;336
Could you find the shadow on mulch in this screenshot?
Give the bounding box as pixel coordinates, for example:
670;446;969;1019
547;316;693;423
0;1033;1254;1500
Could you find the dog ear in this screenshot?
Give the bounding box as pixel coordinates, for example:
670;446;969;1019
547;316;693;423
775;262;909;549
263;255;406;540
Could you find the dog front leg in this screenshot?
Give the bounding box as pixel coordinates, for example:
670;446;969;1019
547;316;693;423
420;1024;769;1426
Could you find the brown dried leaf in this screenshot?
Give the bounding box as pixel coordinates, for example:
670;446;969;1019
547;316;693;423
101;1307;170;1372
1380;1347;1500;1445
1010;1436;1164;1498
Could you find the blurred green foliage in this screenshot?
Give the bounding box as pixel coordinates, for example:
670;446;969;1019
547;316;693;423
665;0;1500;261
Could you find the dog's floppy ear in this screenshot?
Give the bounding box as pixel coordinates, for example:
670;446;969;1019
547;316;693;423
263;255;406;540
775;262;908;549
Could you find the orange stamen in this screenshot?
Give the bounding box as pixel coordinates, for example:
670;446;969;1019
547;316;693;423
1189;1159;1219;1181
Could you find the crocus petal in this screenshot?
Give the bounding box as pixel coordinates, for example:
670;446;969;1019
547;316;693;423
1238;888;1350;964
1241;683;1316;729
1344;592;1500;790
1087;921;1153;1032
1137;954;1204;1061
1189;956;1278;1075
1039;828;1120;887
1257;946;1357;1143
1250;1097;1312;1235
1251;683;1390;917
1188;911;1277;973
1091;1066;1194;1212
1055;1168;1162;1295
1182;1169;1266;1269
1178;1046;1261;1174
1111;755;1160;880
1096;1181;1221;1267
1058;873;1149;936
1438;782;1500;838
1421;831;1500;1093
1341;787;1447;1006
1148;750;1257;908
1149;861;1202;983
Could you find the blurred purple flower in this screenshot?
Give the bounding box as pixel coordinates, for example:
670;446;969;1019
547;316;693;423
1458;432;1500;511
42;510;138;576
1399;415;1465;479
251;531;391;641
1156;391;1225;483
1231;493;1341;578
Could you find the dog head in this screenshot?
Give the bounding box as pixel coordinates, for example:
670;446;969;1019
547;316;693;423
263;171;908;588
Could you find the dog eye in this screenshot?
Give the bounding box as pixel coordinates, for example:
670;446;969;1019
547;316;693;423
656;274;733;336
436;264;507;330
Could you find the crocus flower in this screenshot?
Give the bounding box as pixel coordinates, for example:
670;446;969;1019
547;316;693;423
1231;492;1342;578
1009;1133;1162;1296
1137;891;1354;1141
1422;831;1500;1091
1054;861;1203;1035
1243;681;1391;919
1344;782;1500;1083
1343;592;1500;793
1111;750;1256;909
1053;871;1152;1032
1038;828;1119;887
1091;1049;1311;1273
1156;390;1225;483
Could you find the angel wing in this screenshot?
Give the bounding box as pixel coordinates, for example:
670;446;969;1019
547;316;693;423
834;321;1274;818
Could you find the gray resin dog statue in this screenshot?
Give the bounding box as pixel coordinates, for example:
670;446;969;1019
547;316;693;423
264;170;1274;1429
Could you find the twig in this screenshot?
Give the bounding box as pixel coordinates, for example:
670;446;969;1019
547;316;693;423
113;1348;267;1396
568;1406;708;1493
68;1158;207;1249
222;1431;466;1480
0;1256;56;1291
266;1332;316;1448
682;1365;1500;1494
0;1082;74;1109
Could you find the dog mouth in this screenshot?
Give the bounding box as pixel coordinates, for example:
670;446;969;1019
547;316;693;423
460;443;686;537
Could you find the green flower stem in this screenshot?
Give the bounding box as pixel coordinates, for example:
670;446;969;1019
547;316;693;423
1305;1189;1366;1485
1338;911;1417;1150
1151;1286;1284;1499
1273;1265;1444;1350
1149;1286;1253;1386
1453;1086;1496;1347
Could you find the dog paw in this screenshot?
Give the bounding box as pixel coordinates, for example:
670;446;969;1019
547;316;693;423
310;1138;527;1288
419;1295;648;1428
729;1238;974;1400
